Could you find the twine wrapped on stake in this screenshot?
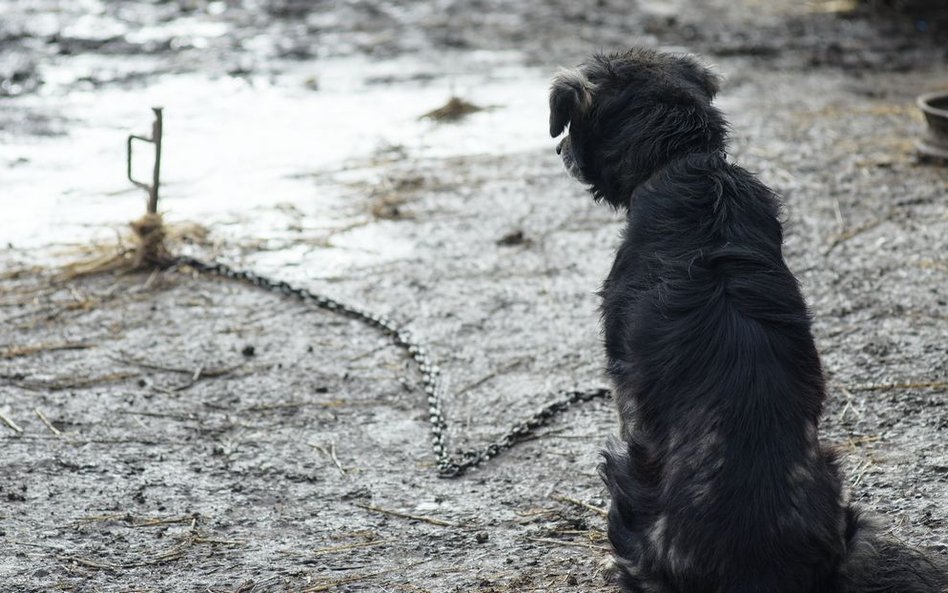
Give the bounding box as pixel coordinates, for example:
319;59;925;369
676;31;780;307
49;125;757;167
128;211;171;268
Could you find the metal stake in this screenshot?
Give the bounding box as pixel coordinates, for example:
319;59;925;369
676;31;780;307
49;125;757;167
127;107;163;213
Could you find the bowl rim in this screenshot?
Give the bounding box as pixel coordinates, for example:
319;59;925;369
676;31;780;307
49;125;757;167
917;91;948;118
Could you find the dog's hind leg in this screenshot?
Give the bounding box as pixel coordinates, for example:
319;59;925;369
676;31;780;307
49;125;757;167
600;434;667;593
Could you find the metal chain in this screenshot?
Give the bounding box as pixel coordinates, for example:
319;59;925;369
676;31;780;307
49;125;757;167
171;255;611;478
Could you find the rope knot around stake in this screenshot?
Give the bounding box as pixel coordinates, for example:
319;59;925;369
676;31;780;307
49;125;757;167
129;213;171;268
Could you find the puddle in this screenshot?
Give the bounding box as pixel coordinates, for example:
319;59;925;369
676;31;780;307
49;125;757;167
1;51;554;277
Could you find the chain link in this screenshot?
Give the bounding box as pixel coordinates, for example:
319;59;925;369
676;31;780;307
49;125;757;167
171;256;611;478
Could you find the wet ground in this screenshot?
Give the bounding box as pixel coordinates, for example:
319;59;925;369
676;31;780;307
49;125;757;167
2;1;948;591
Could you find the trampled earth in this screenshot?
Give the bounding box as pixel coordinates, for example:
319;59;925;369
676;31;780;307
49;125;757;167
1;1;946;591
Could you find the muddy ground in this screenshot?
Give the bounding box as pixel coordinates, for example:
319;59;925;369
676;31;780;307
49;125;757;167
2;0;948;591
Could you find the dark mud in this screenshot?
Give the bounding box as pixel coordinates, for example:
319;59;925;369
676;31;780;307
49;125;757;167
2;1;947;592
2;0;947;100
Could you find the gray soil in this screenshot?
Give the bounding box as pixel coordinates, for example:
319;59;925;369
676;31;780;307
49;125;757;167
2;1;947;592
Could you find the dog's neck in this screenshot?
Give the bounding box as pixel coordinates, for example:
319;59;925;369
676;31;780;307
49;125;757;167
617;149;730;210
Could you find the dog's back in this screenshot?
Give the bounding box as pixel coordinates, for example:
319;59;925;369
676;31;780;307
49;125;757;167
549;49;946;593
601;153;847;593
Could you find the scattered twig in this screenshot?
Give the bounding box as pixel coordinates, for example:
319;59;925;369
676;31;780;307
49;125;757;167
119;410;195;420
0;341;95;359
525;536;608;552
13;540;69;557
312;539;394;556
34;408;62;436
552;494;608;517
455;359;526;396
142;267;161;290
545;431;602;440
845;435;882;450
918;259;948;273
243;400;380;412
62;555;120;570
515;507;559;518
810;0;859;14
131;415;148;431
850;458;875;489
59;529;243;571
299;559;430;593
0;410;23;433
232;579;258;593
311;442;347;474
329;442;346;475
11;371;141;392
390;584;436;593
109;352;241;378
824;215;889;255
551;528;607;541
837;385;858;421
349;343;391;362
0;434;174;446
107;352;243;393
70;436;167;446
159;363;216;393
74;514;195;528
354;503;458;528
191;535;246;546
849;380;948;392
832;197;844;232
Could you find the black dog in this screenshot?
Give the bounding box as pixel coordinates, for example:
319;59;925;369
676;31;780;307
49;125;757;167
550;48;946;593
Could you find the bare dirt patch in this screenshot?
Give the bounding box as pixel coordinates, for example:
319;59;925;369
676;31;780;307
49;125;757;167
2;1;947;592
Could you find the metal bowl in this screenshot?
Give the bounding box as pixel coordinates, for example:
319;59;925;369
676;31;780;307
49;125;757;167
917;91;948;160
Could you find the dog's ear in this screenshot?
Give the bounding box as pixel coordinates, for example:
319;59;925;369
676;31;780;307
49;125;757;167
674;55;721;101
549;68;595;137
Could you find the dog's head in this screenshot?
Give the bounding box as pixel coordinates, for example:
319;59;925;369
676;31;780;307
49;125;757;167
550;49;727;208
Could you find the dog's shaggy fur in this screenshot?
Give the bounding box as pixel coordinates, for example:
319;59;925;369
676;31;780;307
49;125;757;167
550;48;946;593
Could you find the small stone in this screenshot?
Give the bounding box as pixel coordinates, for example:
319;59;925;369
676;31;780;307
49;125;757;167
475;531;489;544
241;344;255;357
497;229;530;246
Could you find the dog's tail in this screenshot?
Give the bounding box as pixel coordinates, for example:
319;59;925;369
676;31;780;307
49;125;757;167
840;507;947;593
